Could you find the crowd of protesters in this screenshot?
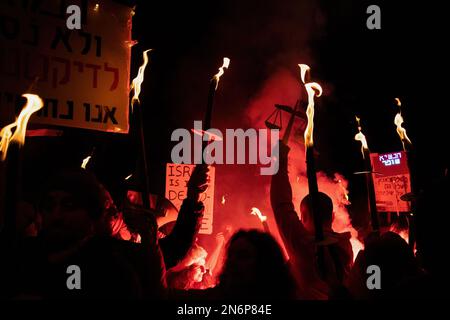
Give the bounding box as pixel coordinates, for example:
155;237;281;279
0;140;448;300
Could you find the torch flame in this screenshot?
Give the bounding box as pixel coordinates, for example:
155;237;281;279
221;195;226;205
212;57;230;90
1;94;44;161
81;156;91;169
337;179;350;203
299;64;322;148
355;115;361;127
394;113;411;150
130;49;152;106
299;64;310;83
354;116;369;159
0;123;16;160
251;207;267;223
393;98;411;150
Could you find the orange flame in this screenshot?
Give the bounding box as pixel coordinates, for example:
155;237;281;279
299;64;322;148
1;94;43;160
130;49;152;107
212;57;230;90
337;179;350;203
0;123;16;160
221;195;226;205
393;98;411;150
354;116;369;159
250;207;267;223
298;64;310;83
81;156;91;169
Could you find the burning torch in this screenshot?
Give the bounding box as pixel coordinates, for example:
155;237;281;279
200;58;230;159
204;57;230;131
130;49;152;209
299;64;324;240
0;94;43;241
354;116;380;233
298;64;327;277
394;98;416;249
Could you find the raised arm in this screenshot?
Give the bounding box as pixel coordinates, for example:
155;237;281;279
159;164;209;269
205;232;226;273
270;141;309;252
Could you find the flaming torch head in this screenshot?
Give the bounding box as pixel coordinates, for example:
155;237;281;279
10;94;44;145
337;179;350;204
394;113;411;146
393;98;412;150
251;207;267;223
131;49;152;106
81;156;91;169
299;64;310;83
354;116;369;159
212;57;230;90
299;64;322;148
0;123;16;161
1;94;43;160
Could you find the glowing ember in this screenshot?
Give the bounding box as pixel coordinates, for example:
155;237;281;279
394;98;411;150
250;207;267;223
299;64;322;148
0;94;43;160
81;156;91;169
221;195;226;205
337;179;350;203
94;3;99;12
130;49;152;107
354;116;369;159
125;40;138;48
212;57;230;90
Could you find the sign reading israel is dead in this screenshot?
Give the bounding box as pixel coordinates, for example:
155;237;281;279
165;163;215;235
0;0;132;133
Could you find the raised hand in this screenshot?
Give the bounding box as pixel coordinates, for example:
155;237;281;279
187;164;210;202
